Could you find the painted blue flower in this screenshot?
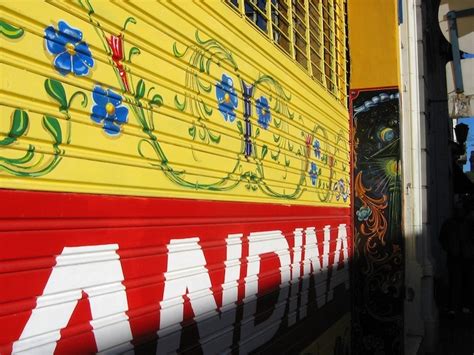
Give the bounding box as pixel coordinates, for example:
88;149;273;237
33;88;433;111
309;162;318;186
216;74;238;122
356;206;372;221
313;139;321;158
256;96;271;129
334;179;349;202
91;86;128;136
44;20;94;76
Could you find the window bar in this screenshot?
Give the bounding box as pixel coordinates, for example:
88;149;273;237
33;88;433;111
340;0;348;104
267;0;273;40
317;0;326;87
304;0;312;75
288;0;296;59
238;0;245;15
341;0;348;98
333;0;340;98
329;0;337;94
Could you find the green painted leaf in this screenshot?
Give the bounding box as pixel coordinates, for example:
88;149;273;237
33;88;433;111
122;17;136;31
188;125;196;139
0;109;29;146
271;150;280;161
0;20;24;39
208;130;221;144
68;91;88;108
150;94;163;107
195;30;212;46
128;47;141;62
237;121;243;135
42;115;62;145
197;77;212;93
136;79;145;100
147;86;155;97
172;42;189;58
201;100;213;116
199;57;205;73
0;145;34;164
255;128;260;138
44;79;67;111
261;145;268;160
198;127;207;141
174;95;186;111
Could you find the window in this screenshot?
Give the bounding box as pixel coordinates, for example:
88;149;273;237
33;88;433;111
271;0;291;54
224;0;348;106
245;0;269;33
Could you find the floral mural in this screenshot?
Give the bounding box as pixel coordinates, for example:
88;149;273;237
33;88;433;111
0;2;350;204
44;21;94;76
91;86;129;136
313;139;321;159
256;96;271;129
216;74;238;123
309;162;318;186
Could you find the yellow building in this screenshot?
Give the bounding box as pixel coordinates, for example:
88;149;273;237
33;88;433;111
1;1;352;354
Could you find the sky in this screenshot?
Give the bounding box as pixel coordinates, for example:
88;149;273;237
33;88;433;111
458;117;474;172
457;53;473;172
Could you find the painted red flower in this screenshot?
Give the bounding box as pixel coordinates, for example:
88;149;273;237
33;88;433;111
107;34;130;91
305;134;313;158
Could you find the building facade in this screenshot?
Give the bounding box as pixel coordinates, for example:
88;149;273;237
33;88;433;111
0;1;352;353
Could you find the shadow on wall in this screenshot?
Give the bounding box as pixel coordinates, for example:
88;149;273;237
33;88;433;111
133;267;352;355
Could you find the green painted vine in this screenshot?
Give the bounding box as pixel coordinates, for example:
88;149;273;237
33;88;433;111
173;31;238;145
0;76;86;177
1;5;349;203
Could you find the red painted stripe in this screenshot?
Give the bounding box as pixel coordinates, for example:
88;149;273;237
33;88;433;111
0;188;349;224
0;188;352;354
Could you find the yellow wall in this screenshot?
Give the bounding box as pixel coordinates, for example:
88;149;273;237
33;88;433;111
348;0;400;89
1;0;350;207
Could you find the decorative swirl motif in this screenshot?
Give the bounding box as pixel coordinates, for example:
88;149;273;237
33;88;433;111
0;76;86;177
355;171;388;245
0;3;350;204
173;31;237;144
352;88;403;354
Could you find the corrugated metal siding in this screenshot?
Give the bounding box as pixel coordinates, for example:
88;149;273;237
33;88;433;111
0;191;351;353
1;1;351;353
1;0;349;206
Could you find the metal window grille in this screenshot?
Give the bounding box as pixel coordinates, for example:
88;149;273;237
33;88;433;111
225;0;348;106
